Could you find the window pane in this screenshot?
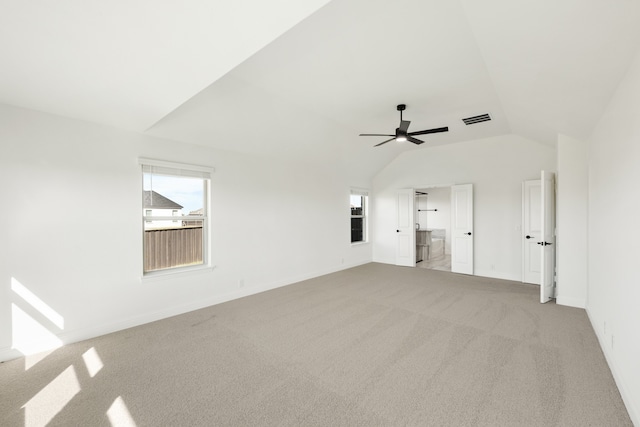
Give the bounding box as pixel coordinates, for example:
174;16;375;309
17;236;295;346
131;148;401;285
144;220;204;272
350;195;363;215
143;171;207;273
351;218;364;243
143;174;205;218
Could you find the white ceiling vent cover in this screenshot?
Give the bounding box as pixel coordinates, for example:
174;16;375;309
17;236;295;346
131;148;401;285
462;113;491;125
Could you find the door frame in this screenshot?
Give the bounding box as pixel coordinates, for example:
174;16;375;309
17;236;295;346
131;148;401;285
395;183;471;274
540;170;556;303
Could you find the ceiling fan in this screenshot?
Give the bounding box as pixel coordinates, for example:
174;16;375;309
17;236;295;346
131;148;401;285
360;104;448;147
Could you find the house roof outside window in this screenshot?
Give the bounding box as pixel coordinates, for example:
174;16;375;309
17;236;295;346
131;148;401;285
143;191;183;210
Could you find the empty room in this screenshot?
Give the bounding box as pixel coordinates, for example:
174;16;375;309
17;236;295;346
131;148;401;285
1;0;639;425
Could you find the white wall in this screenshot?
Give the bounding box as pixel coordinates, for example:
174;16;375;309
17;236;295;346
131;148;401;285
372;135;556;281
0;104;372;361
587;47;640;425
555;134;588;308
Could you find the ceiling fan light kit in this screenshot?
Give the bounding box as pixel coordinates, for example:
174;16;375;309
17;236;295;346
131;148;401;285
359;104;449;147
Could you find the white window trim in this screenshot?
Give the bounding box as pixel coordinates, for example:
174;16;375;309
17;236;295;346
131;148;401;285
140;264;215;282
140;158;214;277
139;157;215;176
350;188;369;197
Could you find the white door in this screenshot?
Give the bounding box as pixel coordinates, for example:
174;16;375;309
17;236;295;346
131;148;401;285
540;171;556;303
522;180;542;284
451;184;473;275
396;189;415;267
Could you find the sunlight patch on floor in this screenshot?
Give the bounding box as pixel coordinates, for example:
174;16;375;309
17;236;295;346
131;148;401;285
22;365;81;427
82;347;104;378
107;396;137;427
24;349;58;371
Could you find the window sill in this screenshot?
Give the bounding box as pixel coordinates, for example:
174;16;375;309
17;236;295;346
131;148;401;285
141;264;214;282
351;241;369;247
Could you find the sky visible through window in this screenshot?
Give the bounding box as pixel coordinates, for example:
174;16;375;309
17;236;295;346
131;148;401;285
143;174;204;214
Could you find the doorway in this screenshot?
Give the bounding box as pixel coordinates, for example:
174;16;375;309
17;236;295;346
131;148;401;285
521;171;557;303
395;184;473;274
415;187;451;272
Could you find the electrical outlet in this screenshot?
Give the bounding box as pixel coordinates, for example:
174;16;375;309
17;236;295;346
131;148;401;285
238;279;245;288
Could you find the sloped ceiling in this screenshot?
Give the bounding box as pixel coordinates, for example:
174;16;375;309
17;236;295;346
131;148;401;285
0;0;332;130
2;0;640;179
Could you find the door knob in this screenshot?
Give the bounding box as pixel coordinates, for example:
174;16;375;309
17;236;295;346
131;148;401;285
526;235;532;239
396;230;400;233
466;232;472;236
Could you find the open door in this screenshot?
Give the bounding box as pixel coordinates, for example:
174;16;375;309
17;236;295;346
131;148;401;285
395;189;415;267
540;171;556;303
522;180;542;284
451;184;473;274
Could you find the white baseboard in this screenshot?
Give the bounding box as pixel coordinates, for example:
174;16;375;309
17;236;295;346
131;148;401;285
371;256;394;265
0;347;21;363
367;262;521;283
0;260;371;363
586;308;639;426
556;295;586;309
473;269;520;282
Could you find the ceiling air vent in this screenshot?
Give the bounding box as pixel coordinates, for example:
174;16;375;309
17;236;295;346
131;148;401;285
462;113;491;125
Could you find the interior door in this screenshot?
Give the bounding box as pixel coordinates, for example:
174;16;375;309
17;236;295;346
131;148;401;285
451;184;473;274
540;171;556;303
522;180;542;284
395;189;415;267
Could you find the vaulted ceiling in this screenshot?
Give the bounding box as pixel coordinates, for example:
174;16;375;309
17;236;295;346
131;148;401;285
2;0;639;179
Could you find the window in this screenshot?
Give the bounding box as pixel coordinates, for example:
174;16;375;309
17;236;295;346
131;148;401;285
140;158;213;275
350;189;368;243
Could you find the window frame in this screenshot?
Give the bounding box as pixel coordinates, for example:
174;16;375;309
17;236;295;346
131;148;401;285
139;158;214;277
350;189;369;244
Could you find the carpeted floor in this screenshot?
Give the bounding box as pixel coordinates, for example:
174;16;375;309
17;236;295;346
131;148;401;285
0;263;632;426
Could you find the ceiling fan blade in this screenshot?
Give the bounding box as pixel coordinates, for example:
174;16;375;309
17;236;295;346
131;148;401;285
374;138;396;147
407;136;425;145
360;133;395;137
399;120;411;133
408;126;449;136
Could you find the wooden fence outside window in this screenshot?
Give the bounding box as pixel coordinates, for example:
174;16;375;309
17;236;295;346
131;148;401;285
144;226;203;272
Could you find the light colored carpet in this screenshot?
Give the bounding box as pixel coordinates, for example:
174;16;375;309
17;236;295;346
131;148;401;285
0;263;632;426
